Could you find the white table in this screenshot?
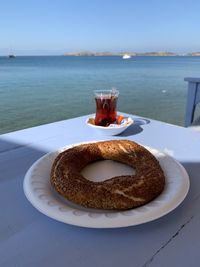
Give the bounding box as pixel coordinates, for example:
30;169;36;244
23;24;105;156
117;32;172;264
0;113;200;267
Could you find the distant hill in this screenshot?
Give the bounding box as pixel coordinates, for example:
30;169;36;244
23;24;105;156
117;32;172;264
63;51;178;56
135;52;177;56
64;51;118;56
187;52;200;56
63;51;200;57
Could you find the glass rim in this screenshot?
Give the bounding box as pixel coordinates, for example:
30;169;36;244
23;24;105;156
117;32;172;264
94;89;119;96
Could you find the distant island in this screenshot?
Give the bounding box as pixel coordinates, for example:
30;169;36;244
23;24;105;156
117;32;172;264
64;51;200;57
187;52;200;56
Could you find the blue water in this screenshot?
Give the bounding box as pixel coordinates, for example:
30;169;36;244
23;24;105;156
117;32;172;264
0;56;200;134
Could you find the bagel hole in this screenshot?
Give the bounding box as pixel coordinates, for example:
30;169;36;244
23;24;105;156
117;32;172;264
81;160;135;182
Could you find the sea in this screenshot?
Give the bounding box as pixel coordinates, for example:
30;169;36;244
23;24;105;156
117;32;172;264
0;56;200;135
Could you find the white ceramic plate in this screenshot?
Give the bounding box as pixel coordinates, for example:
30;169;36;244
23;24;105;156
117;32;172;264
23;141;190;228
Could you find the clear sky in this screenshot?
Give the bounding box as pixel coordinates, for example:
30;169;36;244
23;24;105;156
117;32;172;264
0;0;200;55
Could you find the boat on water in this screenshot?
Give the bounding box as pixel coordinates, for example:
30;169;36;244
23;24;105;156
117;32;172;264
8;55;16;58
122;54;131;59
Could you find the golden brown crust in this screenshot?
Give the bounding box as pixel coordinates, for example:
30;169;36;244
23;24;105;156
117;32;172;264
50;140;165;210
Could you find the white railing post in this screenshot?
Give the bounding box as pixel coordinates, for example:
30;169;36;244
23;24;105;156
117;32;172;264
184;78;200;127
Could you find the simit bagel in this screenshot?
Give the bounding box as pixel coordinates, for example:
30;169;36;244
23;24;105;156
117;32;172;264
50;140;165;210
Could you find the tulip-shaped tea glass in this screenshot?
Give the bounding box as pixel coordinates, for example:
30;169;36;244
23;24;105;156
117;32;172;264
94;89;119;126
